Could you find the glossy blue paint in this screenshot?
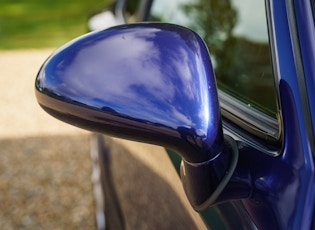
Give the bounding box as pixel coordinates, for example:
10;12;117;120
171;0;315;228
293;0;315;152
223;0;315;229
238;81;313;229
270;0;314;228
36;23;240;210
34;1;315;228
36;23;223;164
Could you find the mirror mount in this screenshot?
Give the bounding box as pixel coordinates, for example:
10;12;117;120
181;135;239;211
35;23;249;211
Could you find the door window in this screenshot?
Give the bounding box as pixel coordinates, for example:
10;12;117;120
149;0;278;119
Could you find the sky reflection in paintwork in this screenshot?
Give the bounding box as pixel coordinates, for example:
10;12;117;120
42;25;217;138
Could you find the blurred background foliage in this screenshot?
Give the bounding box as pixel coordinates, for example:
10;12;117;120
0;0;112;49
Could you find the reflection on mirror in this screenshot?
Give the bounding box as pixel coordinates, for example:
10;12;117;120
149;0;277;118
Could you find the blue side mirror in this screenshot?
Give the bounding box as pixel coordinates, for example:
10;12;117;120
35;23;239;211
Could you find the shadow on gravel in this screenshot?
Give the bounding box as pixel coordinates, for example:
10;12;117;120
0;134;95;229
0;134;201;230
100;136;201;230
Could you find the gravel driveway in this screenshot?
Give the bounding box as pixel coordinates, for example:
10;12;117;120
0;49;206;229
0;49;94;229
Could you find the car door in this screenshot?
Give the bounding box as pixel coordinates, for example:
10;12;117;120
136;0;315;229
34;0;315;229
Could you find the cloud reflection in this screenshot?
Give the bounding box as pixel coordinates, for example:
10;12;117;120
42;24;217;142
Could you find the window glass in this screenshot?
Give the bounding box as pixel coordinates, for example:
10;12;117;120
149;0;277;118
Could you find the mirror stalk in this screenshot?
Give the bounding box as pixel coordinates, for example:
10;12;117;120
181;135;240;211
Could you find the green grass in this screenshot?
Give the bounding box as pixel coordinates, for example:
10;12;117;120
0;0;110;49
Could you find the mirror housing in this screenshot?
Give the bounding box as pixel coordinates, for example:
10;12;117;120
35;23;238;210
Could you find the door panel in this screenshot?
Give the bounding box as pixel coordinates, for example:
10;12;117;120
141;0;315;229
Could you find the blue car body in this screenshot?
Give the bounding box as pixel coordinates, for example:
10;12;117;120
35;0;315;229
